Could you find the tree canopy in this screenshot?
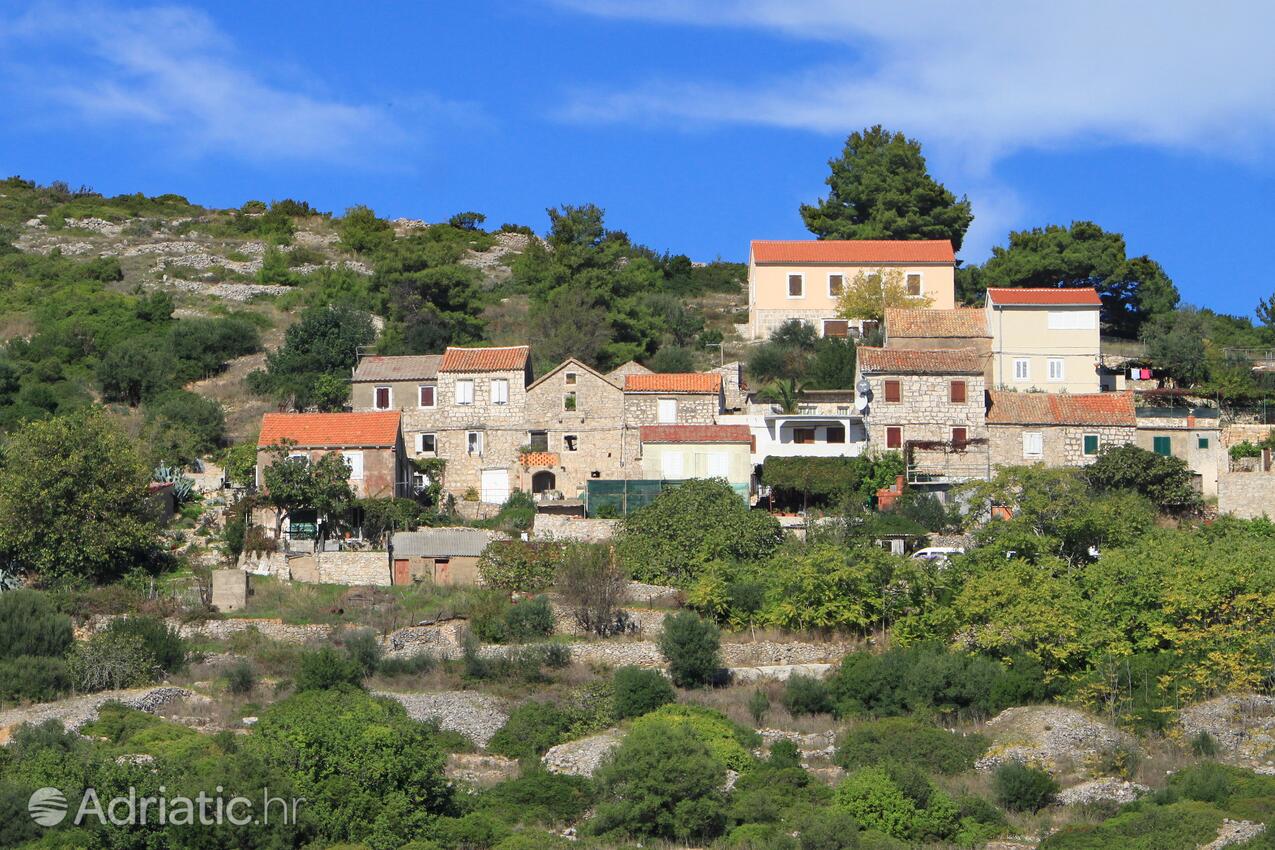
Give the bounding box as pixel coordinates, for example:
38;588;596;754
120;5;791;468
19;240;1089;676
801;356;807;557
248;304;374;410
801;125;973;251
837;267;934;322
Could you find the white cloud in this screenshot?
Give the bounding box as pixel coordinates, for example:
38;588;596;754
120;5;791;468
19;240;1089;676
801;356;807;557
555;1;1275;171
0;3;467;165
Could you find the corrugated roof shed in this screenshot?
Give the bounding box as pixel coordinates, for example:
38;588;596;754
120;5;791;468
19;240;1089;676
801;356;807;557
390;528;500;558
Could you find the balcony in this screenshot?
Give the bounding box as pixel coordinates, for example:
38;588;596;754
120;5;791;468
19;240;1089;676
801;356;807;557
520;450;559;469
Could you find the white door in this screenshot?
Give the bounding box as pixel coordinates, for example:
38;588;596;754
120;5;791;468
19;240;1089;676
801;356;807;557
480;469;510;504
660;451;684;479
657;398;677;423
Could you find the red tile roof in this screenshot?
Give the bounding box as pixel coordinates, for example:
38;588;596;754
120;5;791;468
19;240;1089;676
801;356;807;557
640;425;752;444
258;412;401;448
986;391;1136;426
858;347;986;375
885;307;988;338
986;287;1102;306
624;373;722;393
439;346;529;372
751;239;955;265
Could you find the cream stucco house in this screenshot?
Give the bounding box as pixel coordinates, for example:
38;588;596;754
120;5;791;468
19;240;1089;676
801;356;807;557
637;424;754;500
984;288;1115;394
746;239;956;340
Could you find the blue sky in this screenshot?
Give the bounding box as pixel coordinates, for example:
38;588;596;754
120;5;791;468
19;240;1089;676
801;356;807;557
3;1;1275;316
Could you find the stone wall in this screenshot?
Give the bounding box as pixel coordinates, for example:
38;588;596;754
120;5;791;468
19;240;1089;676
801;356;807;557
525;364;628;495
315;551;393;585
989;424;1135;468
1218;472;1275;519
532;514;620;542
623;392;721;427
863;372;987;444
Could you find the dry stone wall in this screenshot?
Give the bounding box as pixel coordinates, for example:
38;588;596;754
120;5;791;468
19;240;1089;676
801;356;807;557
1218;472;1275;519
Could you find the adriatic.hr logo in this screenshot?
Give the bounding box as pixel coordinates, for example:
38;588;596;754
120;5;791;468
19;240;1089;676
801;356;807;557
27;788;68;826
27;786;304;827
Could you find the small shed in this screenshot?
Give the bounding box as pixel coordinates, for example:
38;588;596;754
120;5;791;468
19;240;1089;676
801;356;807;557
389;528;500;586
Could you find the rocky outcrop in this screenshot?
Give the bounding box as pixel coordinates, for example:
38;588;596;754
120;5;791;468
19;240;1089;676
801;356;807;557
1055;778;1149;806
1202;820;1266;850
374;690;508;749
1180;694;1275;772
0;687;195;743
445;753;519;787
977;706;1135;776
542;728;624;777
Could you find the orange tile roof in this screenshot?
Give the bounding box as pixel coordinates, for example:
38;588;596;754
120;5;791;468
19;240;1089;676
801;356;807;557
624;373;722;393
751;239;955;265
986;287;1102;306
258;412;401;448
439;346;529;372
885;307;988;338
640;425;752;444
986;391;1136;426
858;347;986;375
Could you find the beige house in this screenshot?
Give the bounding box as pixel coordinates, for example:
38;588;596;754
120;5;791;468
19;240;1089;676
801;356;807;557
638;424;754;500
986;391;1136;468
521;358;627;498
1135;406;1222;497
985;288;1108;393
351;354;443;416
856;347;990;482
746;239;956;340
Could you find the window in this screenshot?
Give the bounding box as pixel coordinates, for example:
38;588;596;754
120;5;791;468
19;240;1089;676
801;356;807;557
884;380;901;403
1198;436;1210;449
1083;434;1100;456
793;428;816;444
528;431;548;452
706;452;729;478
564;372;577;385
491;378;509;405
828;273;844;297
1153;435;1172;456
1048;358;1065;382
661;451;684;478
1023;431;1043;458
342;451;364;480
885;426;902;449
1013;358;1030;381
951;427;968;445
455;379;474;405
657;398;677;423
563;391;577;411
949;380;967;404
417;433;437;454
287;452;308;465
826;425;846;444
418;385;435;408
787;273;804;298
374;386;391;410
467;432;483;455
1047;310;1097;330
822;319;849;338
797;404;817;414
906;273;922;296
564;434;578;452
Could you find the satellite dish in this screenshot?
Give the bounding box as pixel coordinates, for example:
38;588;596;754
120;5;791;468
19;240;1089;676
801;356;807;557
856;379;871;395
855;395;869;412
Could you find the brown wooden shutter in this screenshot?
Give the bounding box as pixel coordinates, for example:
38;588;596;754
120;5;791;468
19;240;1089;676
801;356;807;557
950;380;966;403
886;426;902;448
884;380;901;403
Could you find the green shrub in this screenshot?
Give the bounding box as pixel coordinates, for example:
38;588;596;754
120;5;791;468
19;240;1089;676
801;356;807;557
504;596;555;642
477;769;595;826
295;646;364;690
431;812;511;849
376;653;438;678
0;590;74;659
658;610;722;688
0;656;72;702
749;688;770;725
612;666;675;719
1037;800;1224;850
835;718;987;775
477;541;561;593
994;762;1059;812
341;629;383;677
629;704;759;772
797;808;863;850
467;590;513;643
103;615;187;674
70;630;157;692
782;674;833;716
1190;731;1220;758
489;701;572;761
223;660;256;695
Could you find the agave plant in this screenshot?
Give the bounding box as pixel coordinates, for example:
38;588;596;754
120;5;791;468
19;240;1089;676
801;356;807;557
153;463;196;504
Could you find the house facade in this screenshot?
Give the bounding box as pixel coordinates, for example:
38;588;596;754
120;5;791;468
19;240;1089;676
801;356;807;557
637;424;754;499
522;358;627;498
986;391;1137;468
1134;406;1222;497
856;347;990;482
985;288;1107;393
622;372;723;427
351;354;443;417
746;239;957;340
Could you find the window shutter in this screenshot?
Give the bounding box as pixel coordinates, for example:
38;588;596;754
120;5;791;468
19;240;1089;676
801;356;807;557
884;380;901;403
886;427;902;448
950;381;966;404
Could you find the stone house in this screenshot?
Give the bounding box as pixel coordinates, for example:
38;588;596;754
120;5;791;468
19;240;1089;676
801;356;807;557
746;239;956;340
1134;406;1222;497
884;307;991;355
350;354;443;417
986;390;1137;468
522;358;627;498
389;527;500;586
637;424;754;500
856;347;990;482
622;372;723;428
605;360;652;385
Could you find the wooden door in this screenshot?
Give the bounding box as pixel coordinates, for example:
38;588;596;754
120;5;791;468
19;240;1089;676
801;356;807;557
393;559;410;586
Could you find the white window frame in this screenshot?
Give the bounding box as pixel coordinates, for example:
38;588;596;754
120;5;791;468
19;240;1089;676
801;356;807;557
1047;310;1097;330
1013;358;1030;381
657;397;677;423
1047;358;1065;382
455;379;474;406
786;273;805;299
905;272;923;297
466;431;483;455
416;433;436;454
373;386;392;411
341;450;364;480
827;273;844;299
418;385;436;409
491;378;509;405
705;451;729;478
661;450;685;479
1023;431;1044;458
